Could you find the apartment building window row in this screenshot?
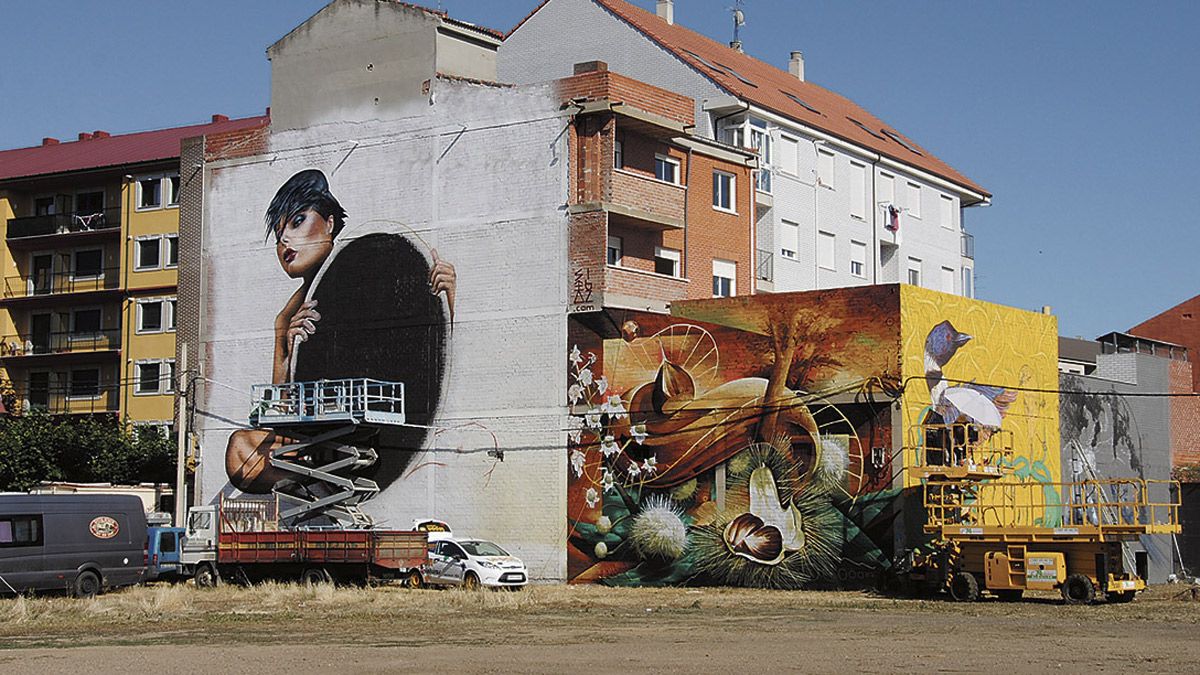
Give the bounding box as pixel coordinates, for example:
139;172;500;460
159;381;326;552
136;297;176;334
135;359;176;396
136;173;180;211
713;171;736;213
712;259;736;298
135;234;179;271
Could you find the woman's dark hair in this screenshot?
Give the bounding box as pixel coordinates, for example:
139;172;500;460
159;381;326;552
264;169;348;241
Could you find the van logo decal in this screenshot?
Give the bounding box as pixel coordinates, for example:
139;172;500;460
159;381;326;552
89;516;120;539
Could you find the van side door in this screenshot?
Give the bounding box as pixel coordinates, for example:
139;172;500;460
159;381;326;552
0;514;46;591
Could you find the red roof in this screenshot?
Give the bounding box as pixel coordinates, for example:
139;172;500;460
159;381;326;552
522;0;988;199
0;115;269;183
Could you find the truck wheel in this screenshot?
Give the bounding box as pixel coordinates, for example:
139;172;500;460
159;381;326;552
72;570;101;599
194;564;219;589
404;571;424;589
302;568;333;586
1062;574;1096;605
948;572;979;602
462;572;481;591
1107;590;1136;604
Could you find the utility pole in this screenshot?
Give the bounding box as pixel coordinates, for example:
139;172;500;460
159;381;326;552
173;343;188;526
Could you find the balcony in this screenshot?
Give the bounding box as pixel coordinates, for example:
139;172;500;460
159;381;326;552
756;249;774;282
0;329;122;363
2;268;121;304
6;208;121;247
7;382;120;416
606;265;688;308
961;232;975;259
601;170;686;230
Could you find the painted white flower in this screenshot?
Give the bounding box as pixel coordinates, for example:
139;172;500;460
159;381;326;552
596;376;609;395
567;416;584;444
585;487;600;508
630;423;648;445
570;345;583;367
596;515;612;534
577;367;594;387
601;469;616;493
626;460;641;478
570;449;586;478
641;456;658;475
584;410;603;430
600;436;620;458
568;383;584;405
601;395;627;419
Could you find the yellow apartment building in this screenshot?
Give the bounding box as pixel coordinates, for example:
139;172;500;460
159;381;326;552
0;115;267;425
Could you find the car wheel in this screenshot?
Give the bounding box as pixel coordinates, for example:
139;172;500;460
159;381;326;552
194;564;219;589
1062;574;1096;605
404;571;424;589
73;570;101;599
462;572;481;590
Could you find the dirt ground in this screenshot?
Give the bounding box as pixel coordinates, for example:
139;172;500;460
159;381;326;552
2;583;1198;673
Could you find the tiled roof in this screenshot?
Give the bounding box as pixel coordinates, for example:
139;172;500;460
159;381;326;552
0;115;269;182
577;0;989;199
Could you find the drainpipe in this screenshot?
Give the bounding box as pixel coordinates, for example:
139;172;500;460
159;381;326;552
682;145;692;281
870;158;879;284
121;175;132;419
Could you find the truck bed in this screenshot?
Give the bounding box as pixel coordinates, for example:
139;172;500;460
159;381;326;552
218;530;426;570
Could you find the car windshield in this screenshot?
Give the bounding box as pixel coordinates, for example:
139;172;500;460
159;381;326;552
460;540;508;557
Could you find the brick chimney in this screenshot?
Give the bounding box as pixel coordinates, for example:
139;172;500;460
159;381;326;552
656;0;674;24
92;130;110;138
78;132;94;141
211;114;229;123
789;51;805;81
41;137;59;146
573;60;608;75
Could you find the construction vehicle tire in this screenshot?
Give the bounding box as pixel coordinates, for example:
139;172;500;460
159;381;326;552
1062;574;1095;605
1107;590;1136;604
948;572;979;602
994;589;1023;602
302;567;333;586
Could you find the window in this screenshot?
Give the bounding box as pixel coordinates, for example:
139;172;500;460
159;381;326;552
817;149;835;188
849;161;867;219
34;197;56;216
75;191;104;214
712;259;736;297
613;139;623;169
654;246;680;277
136;362;162;395
722;123;745;149
69;368;100;399
940;195;955;230
165;360;176;393
136;236;162;270
713;171;736;212
962;267;974;298
850;241;867;278
606;236;623;266
165;235;179;268
71;308;102;336
167;298;177;331
166;175;180;207
906;182;922;219
878;172;895;205
941;266;955;293
907;257;923;286
654;155;680;184
138;177;162;209
73;249;103;278
750;119;771;192
780;220;799;259
0;516;42;547
779;136;799;176
138;299;164;333
817;231;836;270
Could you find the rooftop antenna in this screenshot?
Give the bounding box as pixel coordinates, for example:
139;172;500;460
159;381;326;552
730;0;746;52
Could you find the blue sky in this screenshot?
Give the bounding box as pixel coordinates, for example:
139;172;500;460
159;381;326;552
1;0;1196;340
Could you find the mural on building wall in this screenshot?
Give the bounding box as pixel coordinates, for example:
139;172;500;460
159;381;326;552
899;285;1062;526
223;169;454;496
566;288;903;587
1060;374;1142;483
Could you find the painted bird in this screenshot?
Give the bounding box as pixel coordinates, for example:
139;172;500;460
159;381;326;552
923;320;1017;428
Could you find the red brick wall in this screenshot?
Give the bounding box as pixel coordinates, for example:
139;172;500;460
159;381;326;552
606;266;688;301
204;124;269;162
1171;359;1200;467
1129;294;1200;391
557;69;694;126
681;152;754;300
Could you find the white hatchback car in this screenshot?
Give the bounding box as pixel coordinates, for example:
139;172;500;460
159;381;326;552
423;537;527;589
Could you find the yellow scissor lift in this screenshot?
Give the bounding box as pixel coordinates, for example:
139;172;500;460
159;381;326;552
902;422;1181;604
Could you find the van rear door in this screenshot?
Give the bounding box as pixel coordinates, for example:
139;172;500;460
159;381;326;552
0;514;46;591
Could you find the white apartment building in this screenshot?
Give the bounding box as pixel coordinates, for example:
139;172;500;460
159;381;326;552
501;0;989;297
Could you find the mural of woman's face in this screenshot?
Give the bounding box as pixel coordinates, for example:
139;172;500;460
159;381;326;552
276;207;334;279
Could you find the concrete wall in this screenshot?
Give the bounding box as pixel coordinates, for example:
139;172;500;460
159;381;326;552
195;76;572;581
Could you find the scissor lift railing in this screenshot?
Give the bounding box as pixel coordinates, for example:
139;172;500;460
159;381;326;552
925;478;1181;541
907;423;1015;480
248;379;406;529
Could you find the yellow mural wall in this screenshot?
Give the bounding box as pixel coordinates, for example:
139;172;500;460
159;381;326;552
899;285;1061;521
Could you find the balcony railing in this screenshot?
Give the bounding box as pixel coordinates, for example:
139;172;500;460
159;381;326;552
609;170;685;227
7;207;121;240
961;231;975;259
0;329;122;358
756;249;774;281
2;267;121;300
5;383;120;415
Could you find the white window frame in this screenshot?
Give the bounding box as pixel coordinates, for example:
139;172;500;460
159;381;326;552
66;367;102;401
166;174;180;208
849;240;867;278
878;171;895;206
817;231;836;271
136;297;173;334
849;161;867;220
135;174;165;211
135;235;163;271
134;358;177;396
654;154;681;185
606;235;623;267
962;267;974;299
941;266;956;293
164;234;179;269
713;171;737;214
780;220;799;260
166;297;177;332
778;135;799;177
906;181;922;219
712;258;737;298
939;194;955;230
907;257;923;287
653;246;681;278
70;247;104;281
817;149;836;189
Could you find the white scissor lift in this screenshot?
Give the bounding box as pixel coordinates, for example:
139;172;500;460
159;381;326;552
248;378;406;529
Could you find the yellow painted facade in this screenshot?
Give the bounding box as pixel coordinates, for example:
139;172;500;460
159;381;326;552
899;284;1063;524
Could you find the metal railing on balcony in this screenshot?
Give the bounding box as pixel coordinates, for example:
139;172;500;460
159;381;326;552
756;249;774;281
961;231;975;259
7;207;121;240
5;382;121;415
2;267;121;300
0;329;121;358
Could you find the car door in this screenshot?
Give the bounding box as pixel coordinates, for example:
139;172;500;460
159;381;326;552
426;541;449;584
441;542;467;585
